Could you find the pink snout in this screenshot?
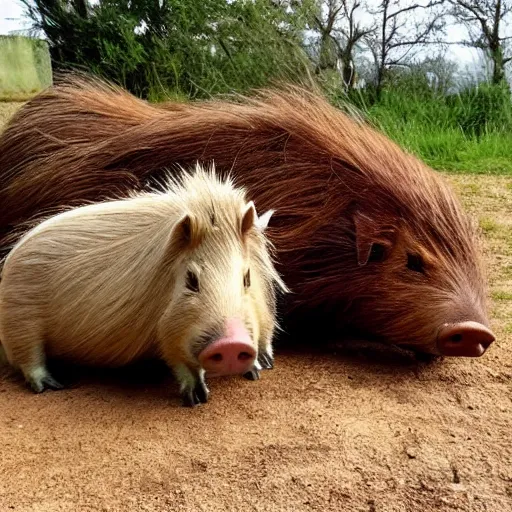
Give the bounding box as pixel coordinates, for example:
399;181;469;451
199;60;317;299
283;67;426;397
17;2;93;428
437;321;495;357
197;318;256;377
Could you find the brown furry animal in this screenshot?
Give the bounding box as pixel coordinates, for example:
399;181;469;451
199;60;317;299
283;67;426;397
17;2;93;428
0;73;495;357
0;164;287;407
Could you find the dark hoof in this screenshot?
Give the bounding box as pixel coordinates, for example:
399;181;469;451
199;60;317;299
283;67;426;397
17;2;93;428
29;374;65;394
243;368;260;381
181;380;209;407
258;352;274;370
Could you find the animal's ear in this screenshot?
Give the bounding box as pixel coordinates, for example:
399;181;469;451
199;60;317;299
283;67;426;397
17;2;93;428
241;201;257;236
256;209;274;231
353;211;397;266
172;213;201;249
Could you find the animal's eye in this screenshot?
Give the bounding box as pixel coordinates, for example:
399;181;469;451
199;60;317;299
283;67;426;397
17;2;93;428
406;253;425;274
186;270;200;293
368;243;386;263
244;269;251;289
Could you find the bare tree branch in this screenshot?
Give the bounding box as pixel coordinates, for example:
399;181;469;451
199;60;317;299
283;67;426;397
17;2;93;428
310;0;377;89
448;0;512;83
364;0;447;97
386;0;445;19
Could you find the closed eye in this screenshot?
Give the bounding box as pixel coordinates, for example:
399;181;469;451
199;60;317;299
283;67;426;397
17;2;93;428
368;243;386;263
406;253;425;274
186;270;200;292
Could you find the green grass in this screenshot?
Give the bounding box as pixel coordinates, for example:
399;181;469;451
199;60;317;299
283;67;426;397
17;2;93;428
0;36;52;101
338;82;512;175
377;123;512;175
394;128;511;175
479;218;501;235
492;291;512;301
366;114;512;176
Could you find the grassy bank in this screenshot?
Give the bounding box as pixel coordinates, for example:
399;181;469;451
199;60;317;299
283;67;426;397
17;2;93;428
0;36;52;102
372;118;512;175
341;82;512;175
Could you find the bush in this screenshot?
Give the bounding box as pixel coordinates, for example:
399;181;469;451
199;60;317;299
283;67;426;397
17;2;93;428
446;81;512;136
22;0;315;100
329;76;512;174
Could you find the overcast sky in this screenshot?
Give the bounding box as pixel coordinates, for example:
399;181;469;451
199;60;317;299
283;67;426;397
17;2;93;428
0;0;487;69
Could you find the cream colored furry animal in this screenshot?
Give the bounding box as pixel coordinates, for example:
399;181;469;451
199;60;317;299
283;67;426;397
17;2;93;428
0;163;287;407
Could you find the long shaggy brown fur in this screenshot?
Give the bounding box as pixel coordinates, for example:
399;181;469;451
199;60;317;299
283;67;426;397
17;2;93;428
0;73;492;354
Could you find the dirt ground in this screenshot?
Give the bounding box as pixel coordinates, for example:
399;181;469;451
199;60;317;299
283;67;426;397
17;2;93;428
0;103;511;512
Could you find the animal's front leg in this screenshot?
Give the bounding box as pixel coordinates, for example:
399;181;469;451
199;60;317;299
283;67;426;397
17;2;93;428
1;330;65;394
171;363;209;407
25;365;65;394
257;347;274;370
243;359;262;381
158;326;210;407
243;333;274;381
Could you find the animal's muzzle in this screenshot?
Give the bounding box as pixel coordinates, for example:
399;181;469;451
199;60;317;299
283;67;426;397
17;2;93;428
436;320;495;357
197;318;256;376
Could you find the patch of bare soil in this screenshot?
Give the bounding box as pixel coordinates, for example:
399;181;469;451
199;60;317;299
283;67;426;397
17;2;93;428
0;104;511;511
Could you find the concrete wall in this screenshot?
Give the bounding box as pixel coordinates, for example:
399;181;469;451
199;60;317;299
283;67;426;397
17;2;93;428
0;35;52;101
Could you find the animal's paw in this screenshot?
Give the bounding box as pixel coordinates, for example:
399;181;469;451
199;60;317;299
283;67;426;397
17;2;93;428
257;351;274;370
26;367;65;394
243;367;261;381
181;379;209;407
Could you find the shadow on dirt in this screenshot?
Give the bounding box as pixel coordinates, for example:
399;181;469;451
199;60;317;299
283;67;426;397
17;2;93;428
0;331;450;405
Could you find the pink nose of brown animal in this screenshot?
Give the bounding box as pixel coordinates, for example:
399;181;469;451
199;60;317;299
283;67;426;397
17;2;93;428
437;321;495;357
198;318;256;377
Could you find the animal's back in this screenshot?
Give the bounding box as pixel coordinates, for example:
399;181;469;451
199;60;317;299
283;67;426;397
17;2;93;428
0;194;182;366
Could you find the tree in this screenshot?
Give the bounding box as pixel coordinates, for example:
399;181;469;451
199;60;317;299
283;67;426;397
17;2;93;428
364;0;447;98
389;52;460;95
448;0;512;85
418;53;459;93
20;0;314;100
311;0;376;90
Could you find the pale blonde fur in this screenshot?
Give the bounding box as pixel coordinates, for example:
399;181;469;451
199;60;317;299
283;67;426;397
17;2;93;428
0;162;287;404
